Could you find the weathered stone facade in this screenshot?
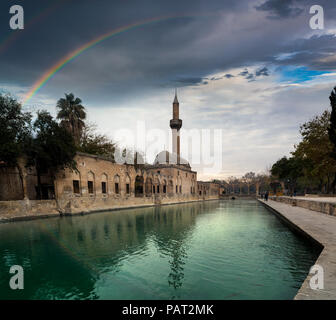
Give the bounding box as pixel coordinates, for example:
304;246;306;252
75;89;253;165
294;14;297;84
0;151;221;220
0;93;221;220
0;164;53;201
53;152;219;215
197;181;221;199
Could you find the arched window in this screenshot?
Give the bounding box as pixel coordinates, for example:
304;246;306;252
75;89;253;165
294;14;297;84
87;171;95;194
72;171;81;195
125;174;131;194
101;173;108;194
114;175;120;194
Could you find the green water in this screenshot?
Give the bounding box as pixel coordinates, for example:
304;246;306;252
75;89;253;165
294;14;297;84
0;200;320;300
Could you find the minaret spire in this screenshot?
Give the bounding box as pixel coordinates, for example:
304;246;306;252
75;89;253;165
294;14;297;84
174;88;178;103
170;89;182;164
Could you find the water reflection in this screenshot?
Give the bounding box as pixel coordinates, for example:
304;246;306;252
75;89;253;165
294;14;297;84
0;200;320;300
150;206;198;294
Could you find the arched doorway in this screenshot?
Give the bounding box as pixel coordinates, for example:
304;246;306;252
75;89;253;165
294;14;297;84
135;176;144;197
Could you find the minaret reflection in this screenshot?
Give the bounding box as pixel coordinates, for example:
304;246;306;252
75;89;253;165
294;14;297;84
55;201;216;298
150;204;197;294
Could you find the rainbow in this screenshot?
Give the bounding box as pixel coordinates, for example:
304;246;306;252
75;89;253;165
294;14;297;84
23;12;218;105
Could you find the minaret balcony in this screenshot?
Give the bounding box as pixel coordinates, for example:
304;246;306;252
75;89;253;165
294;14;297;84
170;119;182;129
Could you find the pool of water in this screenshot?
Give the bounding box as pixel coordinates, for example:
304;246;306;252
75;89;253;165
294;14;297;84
0;200;321;300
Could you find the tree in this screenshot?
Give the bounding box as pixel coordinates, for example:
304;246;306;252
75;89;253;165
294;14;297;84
242;172;256;194
0;94;32;199
56;93;86;145
328;86;336;159
270;100;336;194
79;122;116;160
226;176;239;194
270;156;303;194
29;110;77;199
295;110;336;193
255;173;271;194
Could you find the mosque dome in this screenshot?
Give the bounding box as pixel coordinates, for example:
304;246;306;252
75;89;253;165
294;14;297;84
153;150;190;167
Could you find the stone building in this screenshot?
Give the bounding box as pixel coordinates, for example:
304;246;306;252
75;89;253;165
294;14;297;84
0;162;54;201
197;181;222;198
0;92;220;217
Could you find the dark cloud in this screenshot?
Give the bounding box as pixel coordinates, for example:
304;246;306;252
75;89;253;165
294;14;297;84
238;67;269;81
0;0;335;106
224;74;234;78
239;70;249;77
239;69;255;81
269;34;336;70
255;0;304;19
1;0;335;177
245;73;255;81
210;74;234;81
255;67;269;77
174;77;204;85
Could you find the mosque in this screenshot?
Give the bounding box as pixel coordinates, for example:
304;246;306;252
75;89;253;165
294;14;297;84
0;92;221;217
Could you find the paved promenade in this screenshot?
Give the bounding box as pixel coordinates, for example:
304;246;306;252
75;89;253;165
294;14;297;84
259;199;336;300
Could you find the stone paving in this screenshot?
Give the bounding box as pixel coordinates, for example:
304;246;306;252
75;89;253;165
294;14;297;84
259;199;336;300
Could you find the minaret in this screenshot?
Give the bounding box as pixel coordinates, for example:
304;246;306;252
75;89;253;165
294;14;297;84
170;89;182;164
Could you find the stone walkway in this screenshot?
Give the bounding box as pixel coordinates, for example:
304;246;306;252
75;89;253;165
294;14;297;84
259;199;336;300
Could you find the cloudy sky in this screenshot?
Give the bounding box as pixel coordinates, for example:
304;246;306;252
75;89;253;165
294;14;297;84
1;0;336;179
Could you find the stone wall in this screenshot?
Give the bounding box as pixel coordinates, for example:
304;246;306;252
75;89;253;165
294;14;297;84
0;165;54;201
53;153;220;214
0;194;219;223
0;200;59;222
0;153;221;221
270;196;336;216
145;164;197;196
197;181;221;199
220;194;256;199
0;166;23;200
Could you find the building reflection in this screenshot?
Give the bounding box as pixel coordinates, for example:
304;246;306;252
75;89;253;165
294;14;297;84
55;201;215;295
0;201;219;299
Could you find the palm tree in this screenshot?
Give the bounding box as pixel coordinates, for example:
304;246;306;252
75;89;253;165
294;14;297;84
56;93;86;145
